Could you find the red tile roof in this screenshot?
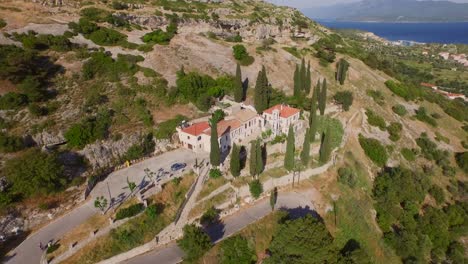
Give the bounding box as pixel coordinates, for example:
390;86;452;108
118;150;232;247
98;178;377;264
181;121;210;136
420;82;436;88
263;104;300;118
203;119;241;137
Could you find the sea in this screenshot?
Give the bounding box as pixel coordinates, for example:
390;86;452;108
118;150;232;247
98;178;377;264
315;21;468;45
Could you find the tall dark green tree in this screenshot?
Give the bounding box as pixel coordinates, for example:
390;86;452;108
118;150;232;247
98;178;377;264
319;126;332;163
293;64;301;97
300;58;306;91
209;118;220;167
336;58;349;85
301;128;311;166
255;139;264;175
230;143;241;177
234;63;243;102
309;83;319;142
305;61;311;94
254;66;270;113
319;78;327;116
249;140;257;177
177;224;212;262
284;125;295;171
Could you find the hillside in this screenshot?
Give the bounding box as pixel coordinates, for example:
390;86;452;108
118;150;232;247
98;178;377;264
0;0;467;263
303;0;468;22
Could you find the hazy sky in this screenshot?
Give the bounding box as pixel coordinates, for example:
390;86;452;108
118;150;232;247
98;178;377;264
267;0;468;8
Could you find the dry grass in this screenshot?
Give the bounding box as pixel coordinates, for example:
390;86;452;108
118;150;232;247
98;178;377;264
197;177;228;201
61;173;195;264
189;189;234;219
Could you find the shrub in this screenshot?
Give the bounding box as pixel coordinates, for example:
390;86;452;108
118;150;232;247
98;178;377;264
225;34;242;42
249;179;263;199
209;168;222;179
333;91;353;111
145;204;161;219
4;148;65;198
64;109;112;149
401;148;416;161
365;109;386;131
384;80;421;101
0;92;28;110
358;134;388;167
154;115;187;139
415;107;437;127
200;206;219;226
337;167;356;188
455;152;468;173
178;224;212;262
392;104;407;116
416;133;449;166
46;243;60;254
0;18;6;29
115;203;144;220
387;122;402;141
28;103;48;117
0;132;25;153
122;133;155;161
232;44;254;66
220;235;256;264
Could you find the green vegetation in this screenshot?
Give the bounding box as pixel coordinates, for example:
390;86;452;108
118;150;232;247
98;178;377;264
115;203;144;220
335;58;349;85
337;167;357;188
232;44;254;66
312;38;336;66
69;18;135;47
358;134;388;166
416;133;451;170
230;143;241;177
318;79;327;115
284;126;295;171
178;224;212;262
0;132;25;153
366;90;385;105
11;31;74;52
209;118;220;167
319;126;333;163
249;179;263;199
122;133;155;161
300;128;311;166
365;109;386;131
373;166;467;263
154;115;187;139
141;20;177;45
455;152;467;173
254;66;270;113
316;116;344;149
233;63;243;102
64;109;112;149
209;168;222;179
385;80;422;101
293;58;311;97
220;235;256;264
401;148;417;161
415;107;437;127
333;91;353;111
282;46;301;58
392;104;407;116
83;52;143;81
309;87;318;142
387;122;402;141
249;139;264;177
200;206;219;226
0;18;6;28
3;149;65;206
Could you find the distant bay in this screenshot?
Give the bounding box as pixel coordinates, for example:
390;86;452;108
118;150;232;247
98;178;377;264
315;21;468;45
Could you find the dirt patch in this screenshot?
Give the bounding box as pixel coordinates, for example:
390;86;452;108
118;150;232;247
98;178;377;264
151;103;197;123
0;80;18;95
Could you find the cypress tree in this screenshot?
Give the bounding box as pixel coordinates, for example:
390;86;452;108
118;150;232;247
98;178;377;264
300;58;306;91
249;141;257;177
319;126;332;163
309;85;318;142
300;128;311;166
209;118;220;167
319;79;327;116
293;64;301;97
336;59;349;85
254;66;269;113
255;139;264;175
284;125;295;171
230;143;240;177
234;63;243;102
305;61;311;95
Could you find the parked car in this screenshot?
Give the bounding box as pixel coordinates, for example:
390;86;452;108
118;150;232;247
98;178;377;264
171;163;187;171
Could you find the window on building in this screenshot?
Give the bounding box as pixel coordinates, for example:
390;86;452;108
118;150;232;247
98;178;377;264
187;136;190;140
198;136;201;141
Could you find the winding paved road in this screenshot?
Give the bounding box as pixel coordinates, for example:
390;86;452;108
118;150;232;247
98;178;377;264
124;191;315;264
4;149;201;264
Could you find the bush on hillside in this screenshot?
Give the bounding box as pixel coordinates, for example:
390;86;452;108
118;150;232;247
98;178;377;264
337;167;357;188
401;148;417;161
365;109;386;131
333;91;353;111
154;115;187;139
387;122;402;142
358;134;388;167
115;203;144;220
415;107;437;127
0;132;25;153
64;109;112;149
232;44;254;66
392;104;407;116
249;179;263;199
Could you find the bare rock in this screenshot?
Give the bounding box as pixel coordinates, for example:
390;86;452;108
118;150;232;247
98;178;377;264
32;131;65;147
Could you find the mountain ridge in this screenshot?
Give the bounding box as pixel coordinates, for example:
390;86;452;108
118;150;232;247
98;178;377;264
302;0;468;22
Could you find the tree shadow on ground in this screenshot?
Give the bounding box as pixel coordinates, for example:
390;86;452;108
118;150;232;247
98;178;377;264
279;205;321;221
